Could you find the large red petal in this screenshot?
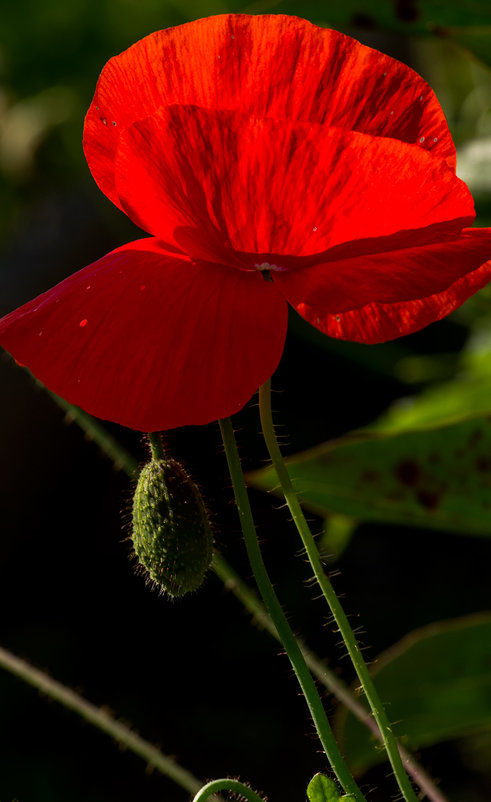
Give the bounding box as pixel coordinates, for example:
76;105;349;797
275;229;491;343
114;106;472;262
0;239;287;430
84;14;455;210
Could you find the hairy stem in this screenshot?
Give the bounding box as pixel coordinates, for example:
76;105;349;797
258;380;419;802
213;554;448;802
0;645;202;795
219;417;365;801
148;431;166;460
44;390;448;802
193;779;265;802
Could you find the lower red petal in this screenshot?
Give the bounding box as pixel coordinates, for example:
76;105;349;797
0;239;287;430
276;230;491;343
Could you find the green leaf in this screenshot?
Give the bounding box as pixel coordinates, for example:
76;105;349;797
250;320;491;537
249;327;491;536
372;368;491;434
307;774;340;802
375;325;491;435
306;773;354;802
247;415;491;536
336;614;491;773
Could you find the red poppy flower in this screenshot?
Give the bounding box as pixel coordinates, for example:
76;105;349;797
1;14;491;431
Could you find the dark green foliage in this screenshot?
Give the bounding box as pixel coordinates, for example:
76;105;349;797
247;417;491;536
336;614;491;773
132;458;213;597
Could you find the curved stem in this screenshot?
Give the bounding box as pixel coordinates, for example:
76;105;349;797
193;779;265;802
0;644;202;795
258;380;419;802
218;417;365;802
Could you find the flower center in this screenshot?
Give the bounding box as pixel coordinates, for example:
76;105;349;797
254;262;284;273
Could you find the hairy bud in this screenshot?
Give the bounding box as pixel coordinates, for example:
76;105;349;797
132;458;213;597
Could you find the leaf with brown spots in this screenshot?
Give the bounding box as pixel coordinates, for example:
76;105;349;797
247;417;491;536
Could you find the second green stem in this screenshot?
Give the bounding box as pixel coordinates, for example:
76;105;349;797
258;380;419;802
219;417;364;802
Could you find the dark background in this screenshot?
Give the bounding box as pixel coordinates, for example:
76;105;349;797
2;2;491;801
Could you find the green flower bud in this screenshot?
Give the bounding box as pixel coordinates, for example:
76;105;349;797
132;458;213;597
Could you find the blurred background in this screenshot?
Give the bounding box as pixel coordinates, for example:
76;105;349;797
2;2;491;801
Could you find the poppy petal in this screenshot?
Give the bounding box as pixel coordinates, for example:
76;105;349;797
275;229;491;343
114;105;472;262
84;14;455;210
0;239;287;430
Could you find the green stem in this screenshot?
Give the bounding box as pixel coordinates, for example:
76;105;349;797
213;554;448;802
47;390;446;802
0;644;202;795
193;779;265;802
218;417;365;802
258;380;419;802
148;431;166;460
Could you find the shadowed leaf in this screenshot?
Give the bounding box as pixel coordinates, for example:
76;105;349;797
335;614;491;773
247;415;491;536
